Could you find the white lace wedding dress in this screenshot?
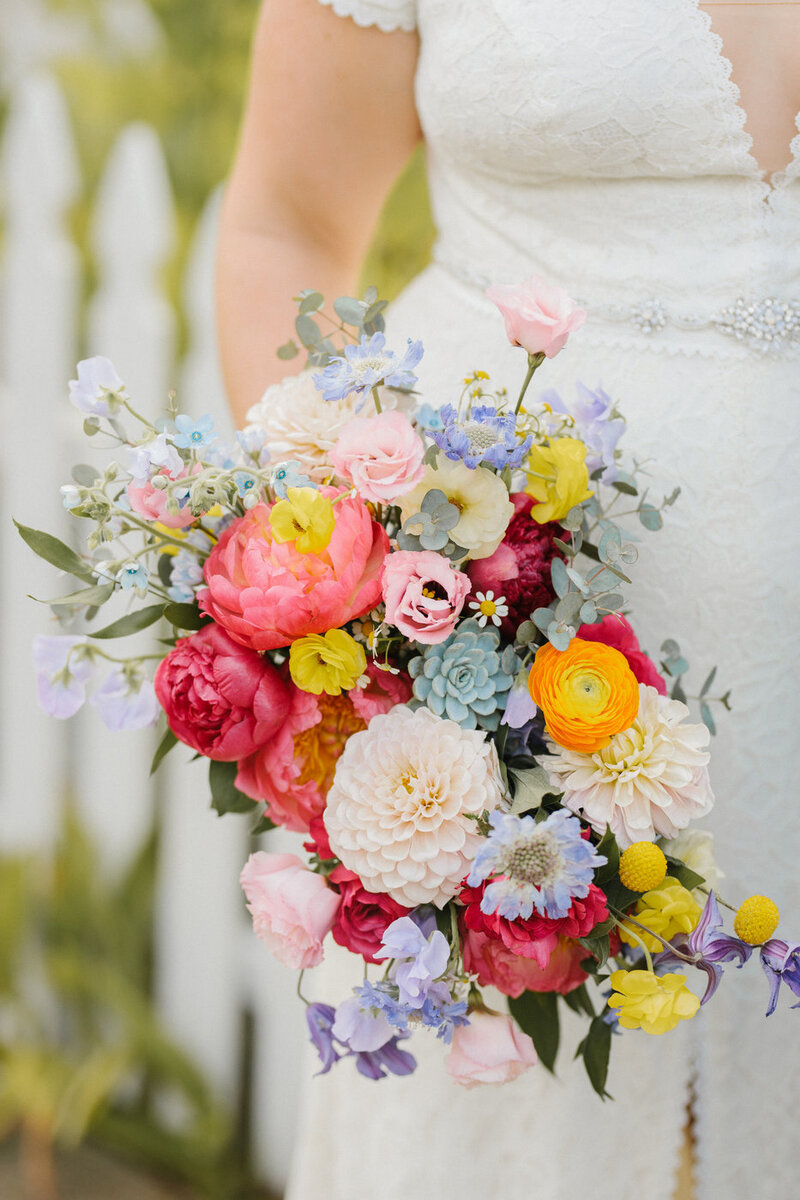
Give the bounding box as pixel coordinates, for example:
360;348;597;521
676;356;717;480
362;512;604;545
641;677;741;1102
285;2;800;1198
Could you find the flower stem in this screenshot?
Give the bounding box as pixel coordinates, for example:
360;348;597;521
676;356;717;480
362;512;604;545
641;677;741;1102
609;906;698;965
514;352;546;415
371;385;382;415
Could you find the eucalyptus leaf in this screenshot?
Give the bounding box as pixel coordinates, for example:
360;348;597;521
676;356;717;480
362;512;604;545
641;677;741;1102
83;416;101;436
533;606;556;634
579;600;598;624
295;314;322;348
362;285;379;305
333;296;366;326
89;604;165;640
209;760;257;816
550;557;569;598
508;991;559;1073
700;702;717;735
553;538;574;558
664;656;689;678
671;679;688;705
554;592;583;624
72;464;101;487
597;593;623;613
516;620;537;645
560;505;585;532
14;520;95;583
638;503;663;531
661;638;681;660
277;340;299;360
699;666;717;697
565;565;589;594
298;291;324;315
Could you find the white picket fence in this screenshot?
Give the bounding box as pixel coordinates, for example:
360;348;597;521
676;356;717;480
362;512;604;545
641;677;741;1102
0;73;305;1193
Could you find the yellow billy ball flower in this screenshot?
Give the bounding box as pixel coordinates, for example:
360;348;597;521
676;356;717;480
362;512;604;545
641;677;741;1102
733;895;780;945
608;970;700;1035
619;842;668;892
289;629;367;696
525;437;593;523
619;877;701;954
270;487;335;554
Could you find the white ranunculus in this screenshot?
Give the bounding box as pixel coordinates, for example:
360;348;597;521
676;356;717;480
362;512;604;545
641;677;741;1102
545;684;714;849
324;706;504;907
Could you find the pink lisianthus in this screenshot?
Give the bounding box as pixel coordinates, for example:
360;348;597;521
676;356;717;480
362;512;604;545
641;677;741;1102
128;464;200;530
199;490;389;652
467;493;560;636
330;410;426;504
154;623;289;760
577;614;667;695
446;1012;538;1088
240;851;339;969
382;550;471;644
463;930;589;998
486;275;586;358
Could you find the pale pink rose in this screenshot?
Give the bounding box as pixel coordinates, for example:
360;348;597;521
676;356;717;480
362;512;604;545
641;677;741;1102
240;851;339;969
330;410;426;504
381;550;471;644
446;1012;538;1088
486;275;586;358
128;464;200;530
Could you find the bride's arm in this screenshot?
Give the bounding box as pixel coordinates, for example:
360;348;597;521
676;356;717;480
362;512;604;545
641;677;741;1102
217;0;421;425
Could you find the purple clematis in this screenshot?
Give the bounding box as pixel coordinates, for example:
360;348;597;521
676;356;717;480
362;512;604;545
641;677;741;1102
654;891;751;1004
760;939;800;1017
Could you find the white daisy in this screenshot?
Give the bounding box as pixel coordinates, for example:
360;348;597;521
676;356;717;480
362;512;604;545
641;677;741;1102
468;590;509;627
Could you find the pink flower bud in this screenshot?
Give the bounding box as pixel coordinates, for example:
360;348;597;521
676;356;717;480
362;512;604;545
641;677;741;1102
486;275;586;358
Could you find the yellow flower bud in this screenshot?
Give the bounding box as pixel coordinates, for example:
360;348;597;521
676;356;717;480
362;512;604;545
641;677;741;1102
619;842;668;892
270;487;335;555
289;629;367;696
619;877;701;953
608;970;700;1035
525;437;593;524
733;895;780;945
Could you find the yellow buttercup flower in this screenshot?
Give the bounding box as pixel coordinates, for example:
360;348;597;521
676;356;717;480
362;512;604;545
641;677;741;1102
734;895;780;945
289;629;367;696
619;876;701;953
525;437;593;523
608;970;700;1035
270;487;335;554
619;842;668;892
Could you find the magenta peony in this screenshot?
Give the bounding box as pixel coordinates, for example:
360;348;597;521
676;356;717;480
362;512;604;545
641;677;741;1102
382;549;471;644
329;864;412;964
463;929;589;998
446;1012;538;1088
154;623;289;760
577;614;667;695
240;852;339;970
199;490;389;652
467;493;560;635
330;410;426;504
486;274;586;358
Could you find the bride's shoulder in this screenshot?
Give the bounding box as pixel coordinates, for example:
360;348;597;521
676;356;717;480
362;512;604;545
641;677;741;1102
317;0;416;34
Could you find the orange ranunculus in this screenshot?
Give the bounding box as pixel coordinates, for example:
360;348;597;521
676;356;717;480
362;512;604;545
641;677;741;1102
528;638;640;753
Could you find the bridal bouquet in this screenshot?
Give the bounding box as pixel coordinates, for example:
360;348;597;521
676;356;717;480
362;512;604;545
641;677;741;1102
23;276;799;1095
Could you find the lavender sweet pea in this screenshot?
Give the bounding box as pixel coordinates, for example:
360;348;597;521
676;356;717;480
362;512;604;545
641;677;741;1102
374;916;450;1008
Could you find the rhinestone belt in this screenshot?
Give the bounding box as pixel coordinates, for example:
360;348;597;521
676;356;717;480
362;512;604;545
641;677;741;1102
580;295;800;351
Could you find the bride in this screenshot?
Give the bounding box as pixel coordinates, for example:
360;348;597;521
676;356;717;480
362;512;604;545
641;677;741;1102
216;2;800;1198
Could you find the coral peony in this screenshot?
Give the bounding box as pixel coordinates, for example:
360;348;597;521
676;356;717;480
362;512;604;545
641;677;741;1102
467;493;560;635
324;706;504;907
486;274;586;359
577;614;667;695
446;1012;538;1087
199;490;389;652
529;637;640;753
462;929;589;997
330;410;426;503
382;550;470;644
154;623;289;760
240;852;339;969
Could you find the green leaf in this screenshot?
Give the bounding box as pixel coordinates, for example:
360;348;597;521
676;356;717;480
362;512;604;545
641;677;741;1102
251;812;276;836
362;285;379;305
576;1014;613;1099
700;702;716;735
601;877;639;912
334;296;366;326
150;728;178;776
163;602;208;630
36;583;115;607
298;291;324;315
594;827;621;883
560;983;595;1018
638;503;663;531
14;520;95;582
89;603;165;639
699;665;717;697
276;340;299;360
209;760;256;816
508;991;559;1073
72;463;101;487
664;857;705;892
507;764;552;815
611;479;638;496
295;314;322;348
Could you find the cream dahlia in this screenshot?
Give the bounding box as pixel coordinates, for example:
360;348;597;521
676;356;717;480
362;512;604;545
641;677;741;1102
245;373;363;481
324;706;504;907
544;684;714;849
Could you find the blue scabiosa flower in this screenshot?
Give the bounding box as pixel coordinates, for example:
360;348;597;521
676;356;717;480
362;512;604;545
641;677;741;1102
172;413;218;450
654;891;752;1004
409;617;520;731
760;939;800;1016
314;332;423;403
467;808;606;921
431;404;532;470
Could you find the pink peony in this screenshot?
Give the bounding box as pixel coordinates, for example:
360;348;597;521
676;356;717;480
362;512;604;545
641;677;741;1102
577;614;667;695
446;1012;538;1088
199;490;389;652
330;410;426;504
382;550;471;644
467;493;560;636
236;664;410;833
154;623;289;760
240;851;339;969
463;930;589;998
128;465;200;530
486;274;586;358
460;882;608;967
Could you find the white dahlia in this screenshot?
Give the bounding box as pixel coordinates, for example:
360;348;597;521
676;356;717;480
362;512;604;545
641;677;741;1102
245;373;362;481
544;685;714;849
324;706;504;907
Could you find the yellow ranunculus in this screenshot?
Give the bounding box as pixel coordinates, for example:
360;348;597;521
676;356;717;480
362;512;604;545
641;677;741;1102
270;487;335;554
525;437;593;523
289;629;367;695
619;877;702;954
608;970;700;1035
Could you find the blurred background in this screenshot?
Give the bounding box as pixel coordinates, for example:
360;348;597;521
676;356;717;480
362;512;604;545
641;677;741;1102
0;2;433;1197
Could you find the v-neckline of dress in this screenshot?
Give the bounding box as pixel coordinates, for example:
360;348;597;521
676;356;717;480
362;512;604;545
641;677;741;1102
691;0;800;197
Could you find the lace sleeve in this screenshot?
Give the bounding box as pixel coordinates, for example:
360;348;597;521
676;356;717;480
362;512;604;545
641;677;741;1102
317;0;416;33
